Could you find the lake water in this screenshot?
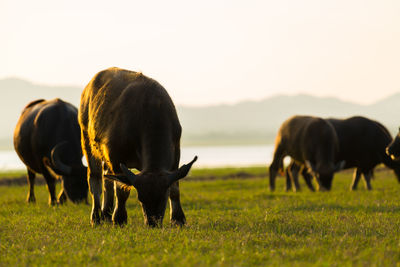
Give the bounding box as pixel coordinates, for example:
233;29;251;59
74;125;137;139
0;145;275;171
181;145;274;168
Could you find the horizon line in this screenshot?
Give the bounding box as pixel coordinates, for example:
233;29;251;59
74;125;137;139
1;76;398;108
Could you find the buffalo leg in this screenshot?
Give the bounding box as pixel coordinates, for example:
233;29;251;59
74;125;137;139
57;189;67;204
269;144;285;192
285;167;292;192
291;162;301;192
169;148;186;225
169;181;186;226
42;169;57;205
302;169;315;192
113;184;130;226
362;171;373;190
101;179;115;221
89;174;102;225
350;169;362;191
392;168;400;183
286;162;301;192
82;130;102;225
26;169;36;203
269;168;278;192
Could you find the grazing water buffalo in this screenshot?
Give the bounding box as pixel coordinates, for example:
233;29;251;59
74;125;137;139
79;67;197;227
288;116;400;191
14;99;88;205
269;115;344;191
386;128;400;161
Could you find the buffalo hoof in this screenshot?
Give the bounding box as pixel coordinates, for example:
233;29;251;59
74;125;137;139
57;195;67;205
318;187;329;192
101;210;113;222
57;190;67;205
91;211;101;226
147;219;162;228
26;195;36;203
171;218;186;227
48;199;58;206
171;212;186;227
112;208;127;226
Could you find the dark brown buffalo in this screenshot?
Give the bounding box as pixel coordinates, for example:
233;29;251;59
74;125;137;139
269;115;344;191
14;99;88;205
79;67;197;227
288;116;400;191
386;128;400;161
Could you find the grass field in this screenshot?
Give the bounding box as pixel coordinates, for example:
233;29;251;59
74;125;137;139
1;167;400;266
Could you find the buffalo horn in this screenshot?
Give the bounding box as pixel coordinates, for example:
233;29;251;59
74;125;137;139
51;141;72;175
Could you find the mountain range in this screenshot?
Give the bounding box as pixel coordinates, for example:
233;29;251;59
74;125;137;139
1;77;399;149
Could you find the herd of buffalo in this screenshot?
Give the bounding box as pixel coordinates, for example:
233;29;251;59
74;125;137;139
12;67;400;227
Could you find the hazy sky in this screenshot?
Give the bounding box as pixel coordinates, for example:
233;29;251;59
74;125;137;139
2;0;400;106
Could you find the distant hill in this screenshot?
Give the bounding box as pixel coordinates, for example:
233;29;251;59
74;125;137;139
1;77;399;149
178;93;400;145
0;78;82;149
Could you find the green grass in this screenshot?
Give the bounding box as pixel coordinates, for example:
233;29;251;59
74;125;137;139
1;167;400;266
189;165;267;178
0;170;26;179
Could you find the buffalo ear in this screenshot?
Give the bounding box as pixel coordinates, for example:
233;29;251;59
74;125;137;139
167;156;198;186
43;157;61;178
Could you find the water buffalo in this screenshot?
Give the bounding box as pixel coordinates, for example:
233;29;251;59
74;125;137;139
269;115;344;191
79;67;197;227
14;99;88;205
386;128;400;161
288;116;400;191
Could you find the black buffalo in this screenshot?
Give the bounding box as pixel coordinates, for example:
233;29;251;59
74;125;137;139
14;99;88;205
79;67;197;227
386;128;400;161
288;116;400;191
269;115;344;191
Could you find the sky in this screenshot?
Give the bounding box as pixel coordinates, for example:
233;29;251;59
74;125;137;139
1;0;400;106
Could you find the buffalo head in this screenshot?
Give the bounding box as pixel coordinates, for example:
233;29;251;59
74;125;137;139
43;142;88;203
386;128;400;161
305;160;345;190
105;156;197;227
